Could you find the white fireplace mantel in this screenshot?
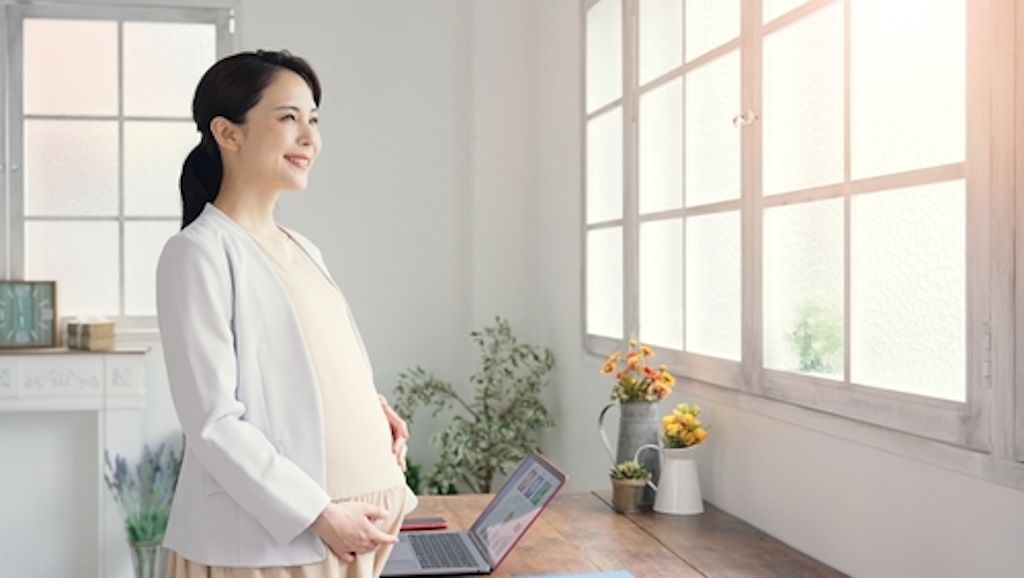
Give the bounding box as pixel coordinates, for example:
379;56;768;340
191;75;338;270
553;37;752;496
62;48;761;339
0;347;149;578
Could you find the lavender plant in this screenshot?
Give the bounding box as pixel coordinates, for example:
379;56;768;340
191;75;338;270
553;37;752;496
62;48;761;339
103;444;182;544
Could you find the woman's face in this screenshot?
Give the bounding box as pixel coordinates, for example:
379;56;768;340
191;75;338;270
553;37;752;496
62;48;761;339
232;69;320;194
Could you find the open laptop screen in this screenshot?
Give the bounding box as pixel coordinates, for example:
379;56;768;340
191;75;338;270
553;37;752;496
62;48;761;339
468;451;567;567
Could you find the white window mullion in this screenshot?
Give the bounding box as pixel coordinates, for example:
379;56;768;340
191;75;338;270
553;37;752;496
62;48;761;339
6;5;24;279
622;0;640;341
1011;0;1024;462
117;19;126;317
0;5;8;279
965;0;1004;456
740;0;763;394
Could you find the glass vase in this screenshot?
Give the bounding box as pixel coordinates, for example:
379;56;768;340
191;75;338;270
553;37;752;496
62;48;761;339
129;542;168;578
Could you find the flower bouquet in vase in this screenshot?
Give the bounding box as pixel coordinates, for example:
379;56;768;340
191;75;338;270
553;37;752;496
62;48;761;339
103;443;182;578
635;403;710;515
597;339;676;508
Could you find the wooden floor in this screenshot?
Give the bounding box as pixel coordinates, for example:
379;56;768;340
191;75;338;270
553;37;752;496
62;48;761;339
410;491;847;578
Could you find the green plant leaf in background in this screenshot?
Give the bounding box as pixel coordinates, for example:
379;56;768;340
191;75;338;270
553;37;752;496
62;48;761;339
394;317;556;494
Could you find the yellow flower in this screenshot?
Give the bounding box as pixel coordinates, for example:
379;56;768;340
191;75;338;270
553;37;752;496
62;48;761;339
659;401;709;448
641;345;654;357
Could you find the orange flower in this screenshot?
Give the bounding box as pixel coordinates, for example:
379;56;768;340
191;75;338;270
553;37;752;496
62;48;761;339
601;340;678;403
600;351;619;374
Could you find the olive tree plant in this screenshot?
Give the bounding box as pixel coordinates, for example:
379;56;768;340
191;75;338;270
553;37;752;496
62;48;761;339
393;317;555;494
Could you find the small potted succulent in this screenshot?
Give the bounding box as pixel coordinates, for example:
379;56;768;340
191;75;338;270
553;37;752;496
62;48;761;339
609;459;651;514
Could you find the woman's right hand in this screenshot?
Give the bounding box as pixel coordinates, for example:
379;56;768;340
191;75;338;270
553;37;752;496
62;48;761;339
310;501;398;563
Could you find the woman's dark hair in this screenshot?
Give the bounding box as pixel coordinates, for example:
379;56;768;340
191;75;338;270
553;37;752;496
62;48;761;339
179;49;322;228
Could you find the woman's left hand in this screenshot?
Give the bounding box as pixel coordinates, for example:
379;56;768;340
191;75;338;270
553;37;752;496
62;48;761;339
379;395;409;471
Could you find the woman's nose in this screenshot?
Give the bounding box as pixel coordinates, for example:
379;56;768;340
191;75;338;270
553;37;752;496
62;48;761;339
297;120;317;145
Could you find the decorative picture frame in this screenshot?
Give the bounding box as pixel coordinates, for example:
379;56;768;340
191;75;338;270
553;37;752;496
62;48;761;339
0;280;58;349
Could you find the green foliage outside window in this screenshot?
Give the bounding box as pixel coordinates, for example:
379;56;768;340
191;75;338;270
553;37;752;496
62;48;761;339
790;300;843;374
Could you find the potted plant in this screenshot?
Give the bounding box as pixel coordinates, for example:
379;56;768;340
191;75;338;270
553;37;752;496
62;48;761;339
394;317;556;494
609;459;651;514
103;443;182;578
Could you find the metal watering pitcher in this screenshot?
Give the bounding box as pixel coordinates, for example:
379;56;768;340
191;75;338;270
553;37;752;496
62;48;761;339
634;443;704;515
598;401;661;509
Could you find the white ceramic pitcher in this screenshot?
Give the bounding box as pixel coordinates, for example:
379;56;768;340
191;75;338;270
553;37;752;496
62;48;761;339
634;443;704;515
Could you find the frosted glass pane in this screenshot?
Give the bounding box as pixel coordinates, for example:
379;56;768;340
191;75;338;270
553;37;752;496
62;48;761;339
125;221;179;316
851;0;965;179
24;19;117;116
686;211;740;359
685;0;740;62
639;0;682;85
685;52;740;206
763;4;843;196
763;199;844;377
587;227;623;339
587;108;624;223
25;120;118;217
851;181;965;401
26;221;119;316
639;79;682;214
639;219;683;350
764;0;808;23
124;22;216;117
586;0;623;112
125;121;200;216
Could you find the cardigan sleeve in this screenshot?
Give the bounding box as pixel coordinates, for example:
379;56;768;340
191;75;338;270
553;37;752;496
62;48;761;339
156;232;331;544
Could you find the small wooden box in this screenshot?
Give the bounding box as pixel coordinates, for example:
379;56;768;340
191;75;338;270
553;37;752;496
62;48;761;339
67;320;115;351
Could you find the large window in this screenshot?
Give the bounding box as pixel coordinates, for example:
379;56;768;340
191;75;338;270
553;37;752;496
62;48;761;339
583;0;1017;462
1;3;231;323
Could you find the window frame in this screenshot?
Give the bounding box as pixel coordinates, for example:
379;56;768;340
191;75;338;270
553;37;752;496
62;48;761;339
2;2;233;332
582;0;1023;487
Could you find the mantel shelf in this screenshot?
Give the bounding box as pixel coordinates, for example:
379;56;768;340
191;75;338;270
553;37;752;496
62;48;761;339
0;346;149;356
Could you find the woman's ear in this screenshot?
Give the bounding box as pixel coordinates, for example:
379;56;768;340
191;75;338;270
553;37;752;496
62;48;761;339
210;116;242;152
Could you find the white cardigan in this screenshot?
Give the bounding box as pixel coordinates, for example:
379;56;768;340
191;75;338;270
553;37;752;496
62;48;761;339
156;203;335;567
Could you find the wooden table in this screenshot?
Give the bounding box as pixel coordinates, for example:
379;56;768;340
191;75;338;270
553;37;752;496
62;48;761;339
408;491;847;578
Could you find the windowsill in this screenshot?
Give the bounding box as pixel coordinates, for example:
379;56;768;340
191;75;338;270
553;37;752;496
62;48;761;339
680;378;1024;493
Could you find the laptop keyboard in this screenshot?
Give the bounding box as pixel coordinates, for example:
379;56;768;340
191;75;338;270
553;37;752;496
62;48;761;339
407;533;480;569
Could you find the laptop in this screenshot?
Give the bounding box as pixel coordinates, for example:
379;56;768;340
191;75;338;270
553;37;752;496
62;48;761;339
382;449;568;576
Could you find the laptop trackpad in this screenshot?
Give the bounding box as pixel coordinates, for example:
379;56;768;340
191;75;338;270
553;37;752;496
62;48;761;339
386;540;421;571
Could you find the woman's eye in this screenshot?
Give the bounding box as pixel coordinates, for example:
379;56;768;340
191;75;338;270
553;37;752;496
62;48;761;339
281;114;296;121
310;117;319;125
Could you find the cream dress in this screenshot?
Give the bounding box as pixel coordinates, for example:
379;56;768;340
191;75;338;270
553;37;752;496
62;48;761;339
168;227;409;578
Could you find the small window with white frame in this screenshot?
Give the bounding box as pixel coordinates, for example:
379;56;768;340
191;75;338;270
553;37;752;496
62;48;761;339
1;3;232;325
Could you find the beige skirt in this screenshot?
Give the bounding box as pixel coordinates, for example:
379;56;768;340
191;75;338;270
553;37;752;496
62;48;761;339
167;485;409;578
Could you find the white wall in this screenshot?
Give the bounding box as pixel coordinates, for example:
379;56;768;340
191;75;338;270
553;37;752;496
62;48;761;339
5;1;1024;577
